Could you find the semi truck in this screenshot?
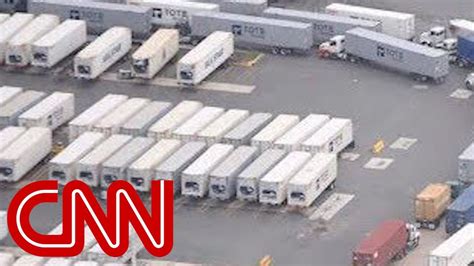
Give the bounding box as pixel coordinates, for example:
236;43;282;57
0;126;26;151
429;223;474;266
177;31;234;86
222;112;273;147
302;118;353;154
0;13;35;64
352;220;420;266
414;183;451;229
120;101;172;136
172;106;225;141
445;185;474;234
251;114;299;151
0;90;46;126
0;86;23;107
197;109;249;145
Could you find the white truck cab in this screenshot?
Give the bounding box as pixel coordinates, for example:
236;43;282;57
406;223;421;250
419;26;447;47
318;35;346;59
466;73;474;90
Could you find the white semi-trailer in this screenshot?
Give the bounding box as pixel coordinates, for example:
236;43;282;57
302;118;353;154
197;109;250;145
120;101;172;136
172;106;224;141
32;19;87;68
0;86;23;107
0;90;46;126
0;126;26;151
0;13;35;64
251;114;299;151
428;223;474;266
222;112;273;146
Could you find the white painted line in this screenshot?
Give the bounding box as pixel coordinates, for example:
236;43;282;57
413;85;429;90
309;193;355;221
390;137;418;150
364;157;394;170
340;152;361;161
450;89;472;99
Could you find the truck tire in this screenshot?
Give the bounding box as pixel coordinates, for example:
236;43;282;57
280;48;292;56
329;181;336;190
272;47;281;55
466;80;474;91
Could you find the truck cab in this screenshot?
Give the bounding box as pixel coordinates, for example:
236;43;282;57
406;223;420;250
318;35;346;59
465;72;474;90
420;26;447;47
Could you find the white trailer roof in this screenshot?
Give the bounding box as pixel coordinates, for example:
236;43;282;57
450;19;474;33
252;114;300;142
75;261;99;266
210;146;257;178
179;31;233;65
0;86;23;106
45;258;73;266
129;139;181;170
19;92;74;120
0;252;14;265
78;134;132;165
77;27;131;59
198;109;249;138
136;0;219;11
0;127;51;160
34;19;86;48
290;153;337;185
8;14;59;46
133;29;178;59
121;101;172;131
0;13;35;43
102;137;155;168
304;118;352;146
183;144;234;175
430;223;474;258
149;100;203;135
13;255;46;266
156;141;207;172
0;13;9;24
274;114;330;146
261;151;311;183
95;98;150;129
326;3;414;20
0;126;26;151
238;149;286;180
50;132;105;165
173;106;225;136
70;94;129;127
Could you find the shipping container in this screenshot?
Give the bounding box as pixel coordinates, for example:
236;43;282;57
18;92;75;130
182;143;234;197
0;126;26;151
0;0;26;12
0;252;14;265
273;114;330;152
45;258;74;266
251;114;299;151
127;139;181;192
69;94;128;140
76;134;132;187
236;148;286;201
6;14;60;67
449;19;474;36
325;3;415;40
74;27;132;80
100;137;155;188
344;28;450;83
0;13;34;64
209;146;258;200
172;106;225;141
130;0;219;27
28;0;153;38
155;141;207;194
222;112;273;146
415;183;451;229
458;141;474;183
132;29;179;79
0;127;51;182
0;211;6;240
197;109;249;145
190;11;313;54
429;223;474;266
287;153;337;207
93;98;150;136
456;34;474;67
13;255;46;266
221;0;267;16
178;31;234;86
120;101;172;136
446;185;474;234
259;151;311;205
32;19;87;68
263;7;381;44
302;118;353;154
148;100;203;139
0;90;46;127
0;86;23;107
49;132;105;185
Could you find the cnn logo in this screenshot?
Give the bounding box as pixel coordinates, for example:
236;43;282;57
7;180;173;257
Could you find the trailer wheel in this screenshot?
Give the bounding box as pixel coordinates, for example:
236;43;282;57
428;223;436;230
272;47;281;55
280;48;292;56
329;182;336;190
434;76;445;84
458;60;466;68
348;56;357;63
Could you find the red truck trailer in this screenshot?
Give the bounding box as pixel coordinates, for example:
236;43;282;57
352;220;420;266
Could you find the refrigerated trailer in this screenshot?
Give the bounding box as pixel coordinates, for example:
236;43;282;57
190;11;312;55
155;141;207;194
0;86;23;107
449;19;474;36
13;255;46;266
0;211;7;240
429;223;474;266
76;134;132;187
69;94;128;140
45;258;73;266
263;7;381;44
251;114;299;151
197;109;249;145
222;112;273;146
74;27;132;80
220;0;267;16
182;143;234;197
28;0;153;38
177;31;234;86
302;118;353;154
287;153;337;207
120;101;172;136
325;3;415;40
6;14;60;67
127;139;181;192
49;132;105;185
0;13;8;24
132;29;179;79
273;114;329;152
0;13;35;64
18;92;75;130
209;146;258;200
0;90;46;126
86;228;141;264
0;127;52;182
32;19;87;68
0;252;14;265
259;151;311;205
0;126;26;151
172;106;225;141
93;98;150;136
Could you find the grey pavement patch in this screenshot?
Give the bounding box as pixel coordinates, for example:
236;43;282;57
309;193;355;221
450;88;472;99
413;84;429;90
364;157;394;170
340;152;361;161
390;137;418;150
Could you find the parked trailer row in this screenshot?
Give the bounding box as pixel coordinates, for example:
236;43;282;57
197;109;249;145
190;11;313;55
251;114;300;151
263;7;381;44
32;19;87;68
0;13;8;24
0;13;35;64
0;127;52;182
120;101;172;136
28;0;153;38
429;223;474;266
222;112;273;146
172;106;225;141
302;118;353;154
0;90;46;126
0;126;26;151
0;86;23;107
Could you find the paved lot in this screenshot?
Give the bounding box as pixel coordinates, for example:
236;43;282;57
1;0;474;265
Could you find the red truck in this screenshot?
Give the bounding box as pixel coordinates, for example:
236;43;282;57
352;220;420;266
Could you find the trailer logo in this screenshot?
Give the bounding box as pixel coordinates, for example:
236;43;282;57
376;45;404;62
231;24;265;39
7;180;173;257
314;24;335;35
69;9;104;23
152;8;163;19
205;48;224;69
